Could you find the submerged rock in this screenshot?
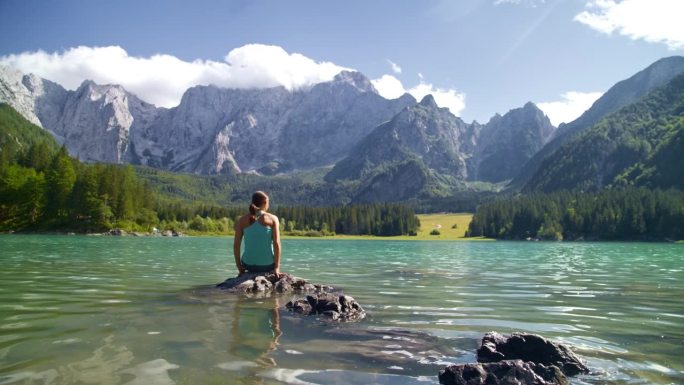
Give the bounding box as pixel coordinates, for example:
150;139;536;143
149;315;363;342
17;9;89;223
216;272;326;295
286;293;366;322
476;332;589;376
439;360;570;385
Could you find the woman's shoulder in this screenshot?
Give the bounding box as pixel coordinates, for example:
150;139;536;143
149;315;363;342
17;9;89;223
237;214;253;226
264;212;279;222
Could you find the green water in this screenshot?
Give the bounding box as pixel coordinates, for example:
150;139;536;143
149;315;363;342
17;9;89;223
0;235;682;385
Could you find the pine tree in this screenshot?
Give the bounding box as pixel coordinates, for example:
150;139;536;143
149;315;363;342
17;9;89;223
45;146;76;219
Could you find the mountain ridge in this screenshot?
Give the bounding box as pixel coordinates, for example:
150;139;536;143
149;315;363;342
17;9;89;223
511;56;684;190
524;70;684;192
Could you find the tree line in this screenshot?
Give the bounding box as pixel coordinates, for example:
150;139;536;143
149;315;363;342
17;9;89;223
466;188;684;241
1;142;159;232
275;204;420;236
0;145;420;236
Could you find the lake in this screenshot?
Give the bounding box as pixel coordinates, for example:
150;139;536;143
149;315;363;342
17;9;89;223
0;235;682;385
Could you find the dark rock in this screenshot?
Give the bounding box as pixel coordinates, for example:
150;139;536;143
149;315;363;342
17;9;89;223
476;332;588;376
286;293;366;322
439;360;570;385
288;299;313;314
109;228;127;236
216;273;325;295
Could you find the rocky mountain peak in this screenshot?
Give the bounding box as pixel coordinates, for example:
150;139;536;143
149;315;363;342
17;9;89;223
522;101;538;111
473;102;555;183
332;70;378;94
0;65;65;127
418;94;438;109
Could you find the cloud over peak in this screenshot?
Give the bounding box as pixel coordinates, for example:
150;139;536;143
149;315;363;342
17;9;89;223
372;74;466;117
0;44;350;108
0;44;466;115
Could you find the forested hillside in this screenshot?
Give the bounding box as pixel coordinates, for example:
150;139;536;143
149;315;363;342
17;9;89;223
511;56;684;190
524;72;684;192
467;188;684;241
0;104;161;232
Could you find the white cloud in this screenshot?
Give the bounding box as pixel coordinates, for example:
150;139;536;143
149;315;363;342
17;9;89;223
575;0;684;50
0;44;349;107
371;75;406;99
387;59;402;74
537;91;603;126
372;74;466;116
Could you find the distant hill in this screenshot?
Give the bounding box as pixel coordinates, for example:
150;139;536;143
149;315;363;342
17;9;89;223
524;71;684;192
512;56;684;190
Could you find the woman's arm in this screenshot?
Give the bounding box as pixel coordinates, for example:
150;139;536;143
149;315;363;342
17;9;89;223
233;219;245;275
271;215;282;277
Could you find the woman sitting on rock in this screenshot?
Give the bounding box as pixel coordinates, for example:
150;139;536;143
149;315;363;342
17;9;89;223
234;191;282;277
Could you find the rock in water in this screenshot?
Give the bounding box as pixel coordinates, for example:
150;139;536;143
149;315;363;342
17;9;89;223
286;293;366;322
215;273;322;295
476;332;589;376
217;273;365;321
438;360;570;385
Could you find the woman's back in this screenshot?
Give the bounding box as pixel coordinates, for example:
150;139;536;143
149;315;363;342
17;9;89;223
242;217;274;266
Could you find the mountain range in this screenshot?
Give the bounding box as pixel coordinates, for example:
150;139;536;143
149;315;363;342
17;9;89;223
0;65;554;180
2;56;683;204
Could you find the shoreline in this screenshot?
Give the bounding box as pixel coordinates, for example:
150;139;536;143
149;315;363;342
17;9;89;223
3;231;682;243
3;212;681;243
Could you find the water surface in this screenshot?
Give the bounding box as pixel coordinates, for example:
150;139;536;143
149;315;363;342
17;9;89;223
0;235;682;384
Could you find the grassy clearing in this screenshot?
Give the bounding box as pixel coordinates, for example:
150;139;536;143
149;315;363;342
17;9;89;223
286;213;491;241
413;213;474;240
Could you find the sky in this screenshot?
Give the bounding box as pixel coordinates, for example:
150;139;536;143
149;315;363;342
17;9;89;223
0;0;682;125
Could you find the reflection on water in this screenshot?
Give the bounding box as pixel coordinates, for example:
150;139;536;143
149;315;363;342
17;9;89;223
0;235;683;384
228;296;281;368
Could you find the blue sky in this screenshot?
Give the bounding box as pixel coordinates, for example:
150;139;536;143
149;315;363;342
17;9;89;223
1;0;682;125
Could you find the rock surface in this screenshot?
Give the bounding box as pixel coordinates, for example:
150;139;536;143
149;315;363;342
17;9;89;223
476;332;589;376
438;360;570;385
474;102;555;183
326;95;478;183
216;272;325;295
286;292;366;322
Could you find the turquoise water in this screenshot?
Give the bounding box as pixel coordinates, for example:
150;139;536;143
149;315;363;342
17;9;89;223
0;235;682;384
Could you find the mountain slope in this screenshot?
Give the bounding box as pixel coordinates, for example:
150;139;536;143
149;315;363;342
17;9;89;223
474;102;555;182
511;56;684;189
326;95;474;182
0;103;60;161
524;71;684;192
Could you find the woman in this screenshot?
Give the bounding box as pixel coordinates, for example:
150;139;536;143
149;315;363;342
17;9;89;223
234;191;282;277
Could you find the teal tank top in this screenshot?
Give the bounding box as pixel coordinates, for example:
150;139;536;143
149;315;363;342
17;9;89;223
241;217;275;266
